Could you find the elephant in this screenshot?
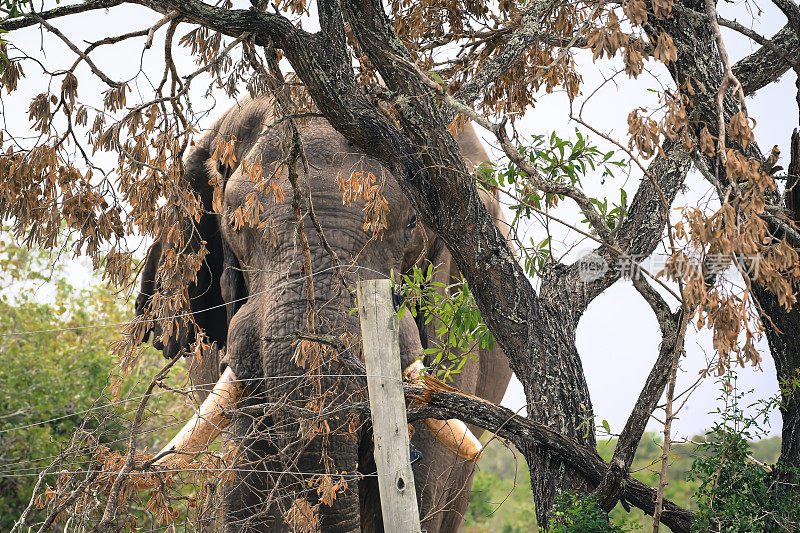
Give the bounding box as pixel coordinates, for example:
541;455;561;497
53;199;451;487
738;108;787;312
135;94;512;532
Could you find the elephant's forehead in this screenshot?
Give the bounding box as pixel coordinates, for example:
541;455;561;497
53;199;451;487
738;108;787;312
296;121;389;175
298;123;351;159
230;118;387;176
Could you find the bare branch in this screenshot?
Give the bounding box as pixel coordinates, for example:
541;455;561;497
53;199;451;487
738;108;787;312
594;277;680;511
146;10;180;48
717;16;800;69
704;0;747;166
732;23;798;95
652;307;689;532
0;0;125;31
96;352;182;531
32;13;122;88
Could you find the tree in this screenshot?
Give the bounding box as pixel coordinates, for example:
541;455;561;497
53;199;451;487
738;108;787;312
1;0;799;530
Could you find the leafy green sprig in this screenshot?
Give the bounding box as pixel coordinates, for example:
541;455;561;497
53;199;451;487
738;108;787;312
475;129;626;277
395;264;493;381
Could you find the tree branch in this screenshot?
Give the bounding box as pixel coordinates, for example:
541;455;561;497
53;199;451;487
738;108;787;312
451;0;559;114
31;13;122;87
594;277;680;511
558;141;691;317
334;0;540;380
717;16;800;69
152;0;306;48
408;386;695;533
732;23;798;95
0;0;125;31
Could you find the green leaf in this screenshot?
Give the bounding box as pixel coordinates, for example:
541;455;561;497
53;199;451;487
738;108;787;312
429;71;446;85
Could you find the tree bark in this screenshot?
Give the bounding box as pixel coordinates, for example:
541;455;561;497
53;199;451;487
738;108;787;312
754;130;800;475
732;23;799;96
404;387;695;533
517;300;596;527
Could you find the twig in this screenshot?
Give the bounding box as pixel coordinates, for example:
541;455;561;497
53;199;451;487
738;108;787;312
704;0;747;167
146;10;180;48
487;180;684;303
0;0;125;31
10;460;59;533
32;13;122;88
96;351;183;531
652;303;689;532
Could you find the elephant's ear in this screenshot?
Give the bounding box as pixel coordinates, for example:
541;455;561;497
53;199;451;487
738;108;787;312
133;139;235;357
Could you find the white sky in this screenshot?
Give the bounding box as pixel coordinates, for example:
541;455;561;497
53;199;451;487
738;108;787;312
2;0;798;440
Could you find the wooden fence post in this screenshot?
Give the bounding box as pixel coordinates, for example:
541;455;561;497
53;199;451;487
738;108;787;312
357;279;422;533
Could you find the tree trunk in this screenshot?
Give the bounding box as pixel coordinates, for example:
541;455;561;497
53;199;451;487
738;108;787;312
521;293;597;527
753;130;800;475
752;283;800;473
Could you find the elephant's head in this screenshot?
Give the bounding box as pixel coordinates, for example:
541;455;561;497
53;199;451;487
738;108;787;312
135;95;512;532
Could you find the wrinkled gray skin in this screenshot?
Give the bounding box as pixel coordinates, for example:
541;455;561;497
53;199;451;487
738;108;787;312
136;96;511;532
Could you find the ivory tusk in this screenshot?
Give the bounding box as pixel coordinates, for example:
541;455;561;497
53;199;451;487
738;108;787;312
403;360;483;462
423;418;483;462
152;366;243;469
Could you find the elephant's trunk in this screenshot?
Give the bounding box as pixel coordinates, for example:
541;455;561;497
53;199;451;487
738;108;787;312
152;366;243;469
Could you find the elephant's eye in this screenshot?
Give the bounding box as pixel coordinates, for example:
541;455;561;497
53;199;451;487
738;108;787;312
407;213;417;229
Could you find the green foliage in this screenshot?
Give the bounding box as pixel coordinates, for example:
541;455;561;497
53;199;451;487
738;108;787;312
398;264;493;381
463;439;538;533
475;129;626;277
587;187;628;231
0;238;189;529
688;374;800;532
1;0;32;19
476;129;625;217
548;492;624;532
778;368;800;405
0;0;32;57
466;430;781;532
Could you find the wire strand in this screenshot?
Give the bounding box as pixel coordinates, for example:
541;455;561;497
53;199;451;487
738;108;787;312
0;263;389;338
0;262;392;433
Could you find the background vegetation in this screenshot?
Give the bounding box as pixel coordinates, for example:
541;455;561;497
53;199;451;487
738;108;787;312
0;239;191;530
463;433;782;532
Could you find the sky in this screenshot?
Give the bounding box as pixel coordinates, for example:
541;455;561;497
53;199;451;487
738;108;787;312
2;0;798;441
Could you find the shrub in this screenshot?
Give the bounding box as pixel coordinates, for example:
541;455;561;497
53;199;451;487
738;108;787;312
689;373;800;532
547;491;624;532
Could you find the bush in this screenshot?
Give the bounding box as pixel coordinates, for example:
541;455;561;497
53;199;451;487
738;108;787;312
462;440;538;532
689;373;800;532
547;491;624;532
0;239;189;529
